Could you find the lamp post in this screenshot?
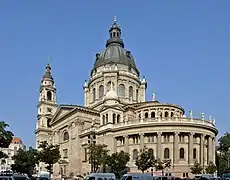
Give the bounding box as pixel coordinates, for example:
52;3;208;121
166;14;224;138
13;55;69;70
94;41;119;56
88;123;96;173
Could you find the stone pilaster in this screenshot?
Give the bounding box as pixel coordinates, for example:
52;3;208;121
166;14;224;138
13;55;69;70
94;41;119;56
113;137;117;153
189;132;194;165
173;132;179;164
157;132;162;159
139;133;144;151
208;136;213;163
200;134;205;166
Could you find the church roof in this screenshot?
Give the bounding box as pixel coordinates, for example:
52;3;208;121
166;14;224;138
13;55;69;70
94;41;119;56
92;17;139;76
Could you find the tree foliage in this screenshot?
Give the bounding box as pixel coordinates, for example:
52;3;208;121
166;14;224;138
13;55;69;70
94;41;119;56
155;158;171;175
38;141;61;173
205;161;217;174
11;147;39;177
190;160;203;174
0;121;14;159
88;144;109;172
218;132;230;153
106;151;130;178
135;148;155;173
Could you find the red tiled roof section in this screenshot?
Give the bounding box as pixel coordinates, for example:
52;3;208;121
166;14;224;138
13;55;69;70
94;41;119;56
11;137;22;144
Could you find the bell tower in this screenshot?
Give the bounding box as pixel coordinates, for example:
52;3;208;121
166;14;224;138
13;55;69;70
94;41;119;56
35;63;57;149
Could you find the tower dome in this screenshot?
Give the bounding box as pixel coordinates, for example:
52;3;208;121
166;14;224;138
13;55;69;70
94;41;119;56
92;17;139;76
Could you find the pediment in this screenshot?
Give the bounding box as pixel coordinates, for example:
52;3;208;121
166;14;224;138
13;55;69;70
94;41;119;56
99;104;125;112
50;106;75;124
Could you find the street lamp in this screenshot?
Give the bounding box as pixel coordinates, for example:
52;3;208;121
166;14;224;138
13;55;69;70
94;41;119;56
88;123;96;173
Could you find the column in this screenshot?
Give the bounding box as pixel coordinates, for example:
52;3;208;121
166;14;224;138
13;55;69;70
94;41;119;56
157;132;162;159
208;136;213;163
200;134;205;166
124;135;129;153
213;138;216;163
113;137;117;153
140;133;144;151
189;132;194;165
173;132;179;164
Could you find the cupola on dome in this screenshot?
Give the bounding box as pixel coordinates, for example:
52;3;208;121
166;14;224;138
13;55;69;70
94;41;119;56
92;17;139;76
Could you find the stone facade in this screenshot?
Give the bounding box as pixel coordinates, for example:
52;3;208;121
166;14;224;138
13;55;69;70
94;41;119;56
35;18;218;178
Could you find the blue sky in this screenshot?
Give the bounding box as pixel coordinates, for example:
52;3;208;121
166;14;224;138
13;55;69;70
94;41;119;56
0;1;229;147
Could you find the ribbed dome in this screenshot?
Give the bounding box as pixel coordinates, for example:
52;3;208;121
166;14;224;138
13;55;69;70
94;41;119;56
92;18;139;76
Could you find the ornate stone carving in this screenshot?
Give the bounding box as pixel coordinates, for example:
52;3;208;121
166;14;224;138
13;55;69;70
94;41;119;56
189;111;193;119
201;112;204;120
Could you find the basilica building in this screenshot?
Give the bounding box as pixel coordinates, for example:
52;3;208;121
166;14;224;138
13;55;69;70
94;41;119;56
35;18;218;178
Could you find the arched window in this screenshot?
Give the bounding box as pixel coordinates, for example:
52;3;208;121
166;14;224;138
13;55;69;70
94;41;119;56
93;88;96;101
145;112;148;118
164;148;170;159
133;149;138;161
102;115;105;125
151;112;155;118
63;131;69;141
99;85;104;99
165;111;169;117
47;91;52;101
118;84;125;97
148;148;154;157
117;114;120;123
113;114;116;124
129;86;133;99
179;148;185;159
171;112;174;117
106;114;108;124
193;148;197;159
136;89;139;101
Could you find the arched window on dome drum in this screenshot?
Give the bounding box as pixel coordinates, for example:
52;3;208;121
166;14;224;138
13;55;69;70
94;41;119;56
145;112;148;119
47;91;52;101
165;111;169;118
193;148;197;159
133;149;138;161
179;148;185;159
129;86;133;99
106;114;108;124
136;89;139;101
113;113;116;124
102;115;105;125
164;148;170;159
171;112;174;117
99;85;104;99
63;131;69;141
151;112;155;118
93;88;96;102
117;114;120;123
118;84;125;97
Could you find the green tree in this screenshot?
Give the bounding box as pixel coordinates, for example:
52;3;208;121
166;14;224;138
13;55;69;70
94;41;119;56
11;147;39;178
0;121;14;159
106;151;130;179
155;158;171;176
88;144;109;172
205;161;217;174
190;160;203;174
218;132;230;153
135;148;155;173
38;141;61;175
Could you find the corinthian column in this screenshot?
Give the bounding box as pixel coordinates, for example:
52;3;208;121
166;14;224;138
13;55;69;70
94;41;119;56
140;133;144;151
189;132;194;165
157;132;162;159
200;134;205;166
208;136;213;163
173;132;179;164
124;135;129;153
213;138;216;163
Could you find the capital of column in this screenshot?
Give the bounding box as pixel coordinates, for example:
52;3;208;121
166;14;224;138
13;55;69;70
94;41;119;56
189;132;195;136
123;135;129;138
157;132;162;136
200;134;205;141
139;133;144;136
174;132;180;136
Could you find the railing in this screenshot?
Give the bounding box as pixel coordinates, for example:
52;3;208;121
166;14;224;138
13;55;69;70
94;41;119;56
80;117;215;134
